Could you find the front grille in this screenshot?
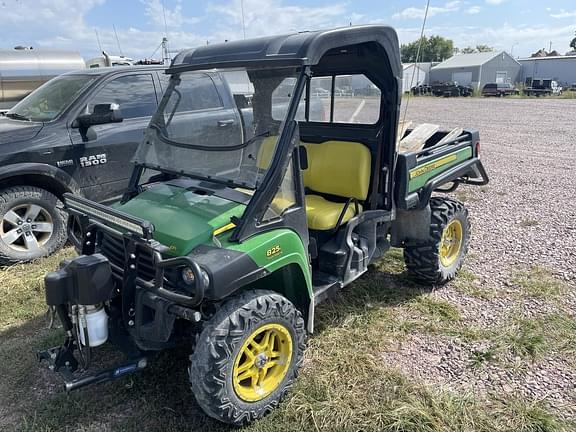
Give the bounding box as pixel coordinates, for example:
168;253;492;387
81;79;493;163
99;231;156;282
98;231;179;290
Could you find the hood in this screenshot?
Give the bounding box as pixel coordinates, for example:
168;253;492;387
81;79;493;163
116;183;246;255
0;117;43;144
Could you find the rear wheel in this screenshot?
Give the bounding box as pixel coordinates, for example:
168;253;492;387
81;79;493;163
404;197;470;285
0;186;67;264
190;290;306;425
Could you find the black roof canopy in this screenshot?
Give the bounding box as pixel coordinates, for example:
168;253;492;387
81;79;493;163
169;25;401;78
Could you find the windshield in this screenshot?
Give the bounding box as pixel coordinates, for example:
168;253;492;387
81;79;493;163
134;66;300;189
7;74;96;122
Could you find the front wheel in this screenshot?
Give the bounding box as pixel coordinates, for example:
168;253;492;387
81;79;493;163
189;290;306;425
0;186;68;264
404;197;470;285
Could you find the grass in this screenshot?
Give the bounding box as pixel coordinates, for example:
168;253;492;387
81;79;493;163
511;266;567;299
451;268;498;299
0;249;572;431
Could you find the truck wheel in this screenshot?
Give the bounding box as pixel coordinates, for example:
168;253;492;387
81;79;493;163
190;290;306;425
0;186;67;264
404;197;470;285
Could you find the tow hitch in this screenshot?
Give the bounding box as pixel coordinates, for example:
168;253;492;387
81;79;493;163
37;340;148;392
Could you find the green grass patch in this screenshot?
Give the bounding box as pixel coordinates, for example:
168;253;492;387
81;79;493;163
511;267;567;299
491;313;576;361
410;296;461;322
0;248;75;328
372;247;406;274
451;268;498;299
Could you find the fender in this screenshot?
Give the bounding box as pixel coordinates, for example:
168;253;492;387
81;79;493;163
0;162;82;196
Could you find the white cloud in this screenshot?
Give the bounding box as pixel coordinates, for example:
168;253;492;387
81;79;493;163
485;0;505;5
550;9;576;19
393;1;461;20
466;6;481;14
208;0;349;40
141;0;201;29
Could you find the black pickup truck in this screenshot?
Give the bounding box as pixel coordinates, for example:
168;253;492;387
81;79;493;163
0;67;325;264
0;66;173;263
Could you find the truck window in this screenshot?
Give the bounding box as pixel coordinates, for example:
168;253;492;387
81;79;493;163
164;74;222;114
88;74;157;119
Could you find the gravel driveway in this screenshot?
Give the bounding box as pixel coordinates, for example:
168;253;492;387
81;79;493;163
386;97;576;419
404;97;576;283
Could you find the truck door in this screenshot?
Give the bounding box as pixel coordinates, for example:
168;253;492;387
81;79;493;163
160;73;243;175
68;73;159;202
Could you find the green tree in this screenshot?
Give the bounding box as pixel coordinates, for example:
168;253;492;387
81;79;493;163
460;45;494;54
570;31;576;50
400;35;454;63
475;44;494;52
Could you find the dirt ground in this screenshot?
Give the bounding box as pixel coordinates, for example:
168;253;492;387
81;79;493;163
0;97;575;431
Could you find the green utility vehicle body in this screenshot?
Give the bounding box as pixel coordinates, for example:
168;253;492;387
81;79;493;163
38;25;487;424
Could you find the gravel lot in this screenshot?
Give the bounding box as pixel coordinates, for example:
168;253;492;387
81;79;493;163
385;97;576;419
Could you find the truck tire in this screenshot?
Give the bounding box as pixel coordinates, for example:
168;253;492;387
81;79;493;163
404;197;470;285
189;289;306;425
0;186;68;264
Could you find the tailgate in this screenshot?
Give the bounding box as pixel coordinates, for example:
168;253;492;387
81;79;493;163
394;129;487;210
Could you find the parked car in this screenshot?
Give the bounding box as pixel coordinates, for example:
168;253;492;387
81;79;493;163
431;81;473;97
410;84;432;95
0;66;167;264
481;82;519;97
523;79;563;96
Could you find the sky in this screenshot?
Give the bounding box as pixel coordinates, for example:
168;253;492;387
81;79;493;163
0;0;575;61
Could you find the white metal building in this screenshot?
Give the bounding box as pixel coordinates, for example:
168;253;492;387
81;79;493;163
429;51;521;90
402;63;426;92
519;56;576;87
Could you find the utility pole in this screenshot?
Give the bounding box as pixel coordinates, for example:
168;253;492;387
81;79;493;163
240;0;246;39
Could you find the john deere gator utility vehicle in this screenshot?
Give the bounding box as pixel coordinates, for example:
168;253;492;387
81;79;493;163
39;25;488;425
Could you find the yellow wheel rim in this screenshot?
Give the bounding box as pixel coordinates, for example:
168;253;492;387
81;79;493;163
232;323;293;402
439;219;463;267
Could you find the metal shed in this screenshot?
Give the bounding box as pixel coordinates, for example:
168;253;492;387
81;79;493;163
402;63;426;92
429;51;521;90
519;56;576;87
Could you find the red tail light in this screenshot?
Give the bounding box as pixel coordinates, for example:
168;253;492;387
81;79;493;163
475;141;481;157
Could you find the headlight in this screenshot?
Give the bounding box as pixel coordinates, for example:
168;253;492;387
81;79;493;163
181;267;195;285
181;266;210;288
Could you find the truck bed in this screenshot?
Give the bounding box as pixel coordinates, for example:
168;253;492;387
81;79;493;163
394;128;488;210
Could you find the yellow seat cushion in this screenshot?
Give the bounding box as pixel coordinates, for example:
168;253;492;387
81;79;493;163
305;195;362;231
303;141;371;200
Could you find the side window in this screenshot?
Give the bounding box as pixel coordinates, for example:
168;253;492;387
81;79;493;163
333;75;380;124
304;74;381;125
88;74;157;119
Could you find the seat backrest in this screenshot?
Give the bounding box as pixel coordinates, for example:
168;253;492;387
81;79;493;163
303;140;371;201
256;135;278;170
